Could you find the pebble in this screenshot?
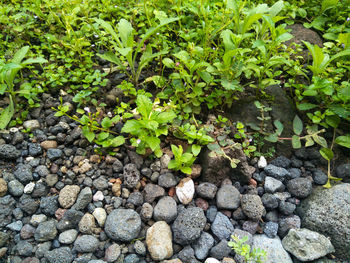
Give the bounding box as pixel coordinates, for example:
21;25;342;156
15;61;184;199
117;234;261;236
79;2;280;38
153;196;177;223
58;229;78;244
40;196;58;216
79;213;98;234
264;176;285;193
258;156;267;168
134;240;146;256
241;194;265;220
143;184;165;203
0;178;7;197
23;120;40;131
196;182;217;199
45;247;73;263
313;169;328;185
146;221;173;261
287;178;312;198
30;214;47;226
211;212;234;240
112;183;121;197
58;185;80;208
216;184;241;210
34;220;57;241
0;144;21;160
209;239;232;260
192;232;215;260
20;224;36;239
40;140;57;150
7;220;23;231
123;163;140;189
24;182;36;194
72;187;92;210
93;207;107;227
8;180;24;196
74;235;99;253
176;177;195;205
158;172;177;188
141;203;153;220
14;164;33;184
264;221;279;238
104;244;121;262
264;164;290;180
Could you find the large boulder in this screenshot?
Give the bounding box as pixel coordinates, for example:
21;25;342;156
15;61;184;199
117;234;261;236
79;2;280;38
297;183;350;259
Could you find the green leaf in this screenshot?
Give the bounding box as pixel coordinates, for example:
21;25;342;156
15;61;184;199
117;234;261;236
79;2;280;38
101;117;113;129
12;46;29;64
168;160;178;170
292;135;302;148
162;58;175;68
97;132;109;141
274;120;284;136
171;144;182;158
111;136;125;147
325;115;340;128
192;144;201;156
136;95;153;119
97;52;126;71
305;136;315;147
22;57;47;65
82;126;95;143
121;120;142;134
181;166;192;175
312;135;328;148
320;147;334;161
207;143;221;151
293;115;303;136
156;111;176;124
335;135;350;148
145;136;160;151
0;96;14;129
265;133;278;143
321;0;338;13
117;19;134;47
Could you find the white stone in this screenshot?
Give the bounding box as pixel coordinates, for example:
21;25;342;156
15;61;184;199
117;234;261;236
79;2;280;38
258;156;267;168
93;191;104;202
30;214;47;226
146;221;173;261
93;208;107;227
23;120;40;131
79;159;92;174
24;182;35;194
204;258;221;263
59;229;78;244
176;177;195;205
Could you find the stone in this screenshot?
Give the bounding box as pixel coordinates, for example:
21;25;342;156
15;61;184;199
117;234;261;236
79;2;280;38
0;179;7;197
211;212;234;240
0;144;21;160
158;173;177;188
216;185;241;210
28;143;42;156
34;220;57;242
8;180;24;197
264;165;290;181
58;229;78;244
242;221;259;235
176;177;195;205
14;164;33;184
93;177;108;190
192;232;215;260
313;170;328;185
18;195;38;215
270;156;291;168
104;244;121;262
79;213;97;234
0;231;10;247
279;201;296;215
134;240;146;256
40;140;57;150
141;203;153;220
146;221;173;261
112;183;121;197
47;148;63;161
112;159;123;173
58;185;80;208
23;120;40;131
278;215;301;238
30;214;47;226
258;156;267;168
123;163;140;189
261;193;279;210
241;194;265;221
195;198;209;211
20;224;36;239
6;221;23;231
282;228;334;261
287;168;301;179
44;247;73;263
124;254;139;263
172;207;206;245
72;187;92;210
252;235;292;263
127;191;144;206
263;222;279;238
56;209;84;232
196;182;217;200
74;235;99;253
297;183;350;259
209;240;232;260
105;209;141;241
93;190;104;201
127;150;144;169
287;178;312;198
178;246;197;263
336;164;350;183
16;240;34;256
40;196;58;216
24;182;35;194
78;159;92;174
0;195;16;227
93;207;107;227
154;196;177;223
205;258;221;263
264;176;285;193
143;183;165;203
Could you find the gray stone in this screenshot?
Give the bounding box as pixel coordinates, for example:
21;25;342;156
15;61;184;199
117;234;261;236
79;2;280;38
263;222;278;238
206;206;217;223
8;180;24;197
105;209;141;242
158;173;177;188
216;185;240;210
40;196;59;216
0;195;16;227
336;164;350;183
72;187;92;210
297;183;350;259
59;229;78;244
209;240;231;260
178;246;197;263
74;235;99;253
313;170;328;185
278;215;301;238
56;209;84;232
14;164;33;184
35;241;51;258
0;231;9;247
287;178;312;199
6;220;22;231
127;191;144;207
112;159;123;173
0;144;21;160
134;240;146;256
279;201;296;215
261;193;279;210
287;168;301;179
153;196;177;223
123;163;140;189
172;207;206;245
127;150;143;169
35;165;50;177
23;120;41;130
192;232;215;260
104;243;121;262
18;195;38;215
140;203;153;220
264;165;290;181
270;156;291;168
143;184;165;203
28;143;42;156
92;176;108;190
47;148;63;161
34;220;57;242
16;240;33;256
124;254;139;263
264;176;285;193
45;247;73;263
252;234;292;263
196;182;217;200
211;212;234;240
282;228;334;261
241;194;265;220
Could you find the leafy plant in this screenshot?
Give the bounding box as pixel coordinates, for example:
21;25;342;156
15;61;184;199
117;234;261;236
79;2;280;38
0;46;47;129
168;144;199;175
228;235;267;263
121;94;176;157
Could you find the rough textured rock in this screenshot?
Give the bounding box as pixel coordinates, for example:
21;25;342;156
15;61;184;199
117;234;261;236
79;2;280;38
252;235;293;263
211;212;234;240
287;178;312;198
153;196;177;223
44;247;73;263
0;144;21;160
209;239;232;260
143;184;165;203
34;220;57;242
58;185;80;208
0;178;8;197
146;221;173;261
282;228;335;261
123;163;140;189
297;183;350;259
196;182;217;199
192;232;215;260
216;185;241;210
172;207;206;245
241;194;266;221
74;235;99;253
104;209;141;242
